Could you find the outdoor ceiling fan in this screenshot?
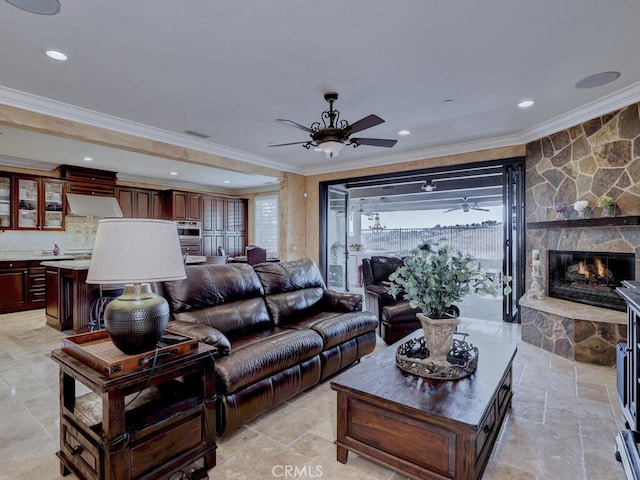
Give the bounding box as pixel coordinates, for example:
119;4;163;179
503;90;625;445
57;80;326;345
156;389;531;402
268;92;397;158
444;197;490;213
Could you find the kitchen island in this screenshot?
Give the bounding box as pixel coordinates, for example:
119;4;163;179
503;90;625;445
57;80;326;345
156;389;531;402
42;260;92;333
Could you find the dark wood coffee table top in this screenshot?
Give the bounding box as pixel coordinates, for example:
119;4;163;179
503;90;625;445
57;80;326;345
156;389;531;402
331;331;517;428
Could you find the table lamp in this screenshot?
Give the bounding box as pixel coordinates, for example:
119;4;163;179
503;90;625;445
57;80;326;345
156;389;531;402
86;218;186;354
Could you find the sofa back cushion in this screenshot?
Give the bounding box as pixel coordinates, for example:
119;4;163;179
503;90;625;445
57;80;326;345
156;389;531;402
253;259;326;325
370;256;404;283
163;263;271;336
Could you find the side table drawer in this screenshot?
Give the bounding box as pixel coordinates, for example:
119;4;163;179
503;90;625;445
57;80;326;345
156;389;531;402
61;418;100;479
476;401;497;459
497;366;513;413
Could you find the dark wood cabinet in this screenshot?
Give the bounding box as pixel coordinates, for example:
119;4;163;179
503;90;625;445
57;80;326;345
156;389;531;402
201;196;247;256
44;263;91;333
0;260;50;314
0;262;29;313
52;344;216;480
45;268;65;329
62;165;117;197
13;176;66;230
166;191;202;221
117;187;164;219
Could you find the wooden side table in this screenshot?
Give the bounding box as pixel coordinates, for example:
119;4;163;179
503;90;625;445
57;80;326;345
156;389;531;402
51;344;216;480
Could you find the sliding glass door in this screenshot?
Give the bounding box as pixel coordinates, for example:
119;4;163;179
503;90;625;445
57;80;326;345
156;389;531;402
325;187;349;291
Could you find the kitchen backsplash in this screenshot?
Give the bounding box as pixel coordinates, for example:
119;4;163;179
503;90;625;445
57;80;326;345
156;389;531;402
0;216;99;255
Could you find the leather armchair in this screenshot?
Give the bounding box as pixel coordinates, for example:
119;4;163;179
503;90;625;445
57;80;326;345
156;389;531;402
362;255;404;320
362;255;421;344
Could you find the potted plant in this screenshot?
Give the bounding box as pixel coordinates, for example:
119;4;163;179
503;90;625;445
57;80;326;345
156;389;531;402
388;242;508;365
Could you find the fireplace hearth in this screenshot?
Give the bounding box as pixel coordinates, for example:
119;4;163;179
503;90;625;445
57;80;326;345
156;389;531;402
548;250;635;311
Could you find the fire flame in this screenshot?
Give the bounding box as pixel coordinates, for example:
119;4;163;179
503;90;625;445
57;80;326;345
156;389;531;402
577;260;590;278
594;257;606;277
576;257;606;279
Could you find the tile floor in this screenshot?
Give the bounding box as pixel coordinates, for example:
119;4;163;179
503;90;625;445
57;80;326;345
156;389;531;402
0;309;627;480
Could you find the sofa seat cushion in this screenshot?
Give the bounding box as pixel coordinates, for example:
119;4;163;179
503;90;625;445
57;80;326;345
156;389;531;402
216;329;323;394
287;311;378;350
365;282;394;298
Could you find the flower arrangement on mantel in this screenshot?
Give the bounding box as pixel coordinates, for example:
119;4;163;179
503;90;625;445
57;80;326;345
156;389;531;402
387;242;510;319
596;196;617;217
573;200;592;219
555;202;569;220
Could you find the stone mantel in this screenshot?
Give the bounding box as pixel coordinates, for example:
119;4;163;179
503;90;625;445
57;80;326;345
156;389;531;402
519;296;625;325
519;296;626;366
527;215;640;230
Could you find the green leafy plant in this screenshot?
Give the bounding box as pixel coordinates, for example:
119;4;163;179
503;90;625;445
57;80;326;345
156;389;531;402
596;196;614;208
388;242;508;319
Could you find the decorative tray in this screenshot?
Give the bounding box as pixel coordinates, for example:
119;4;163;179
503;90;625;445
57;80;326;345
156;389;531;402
396;333;479;380
61;329;199;377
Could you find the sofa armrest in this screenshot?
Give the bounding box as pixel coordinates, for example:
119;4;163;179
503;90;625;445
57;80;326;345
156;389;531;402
168;320;231;356
322;290;363;312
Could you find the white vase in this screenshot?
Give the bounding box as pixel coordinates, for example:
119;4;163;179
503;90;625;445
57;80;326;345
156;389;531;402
417;312;460;366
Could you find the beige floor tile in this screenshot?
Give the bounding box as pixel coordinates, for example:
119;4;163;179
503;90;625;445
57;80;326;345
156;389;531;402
0;308;630;480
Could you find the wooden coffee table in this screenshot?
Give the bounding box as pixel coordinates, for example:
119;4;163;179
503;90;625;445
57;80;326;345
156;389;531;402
330;332;517;480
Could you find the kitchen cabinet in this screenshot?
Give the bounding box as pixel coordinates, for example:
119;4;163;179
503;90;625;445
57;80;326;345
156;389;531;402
165;191;202;221
201;196;247;257
117;187;164;219
14;176;65;230
0;175;11;229
0;261;28;313
0;260;49;314
43;261;92;333
62;165;117;197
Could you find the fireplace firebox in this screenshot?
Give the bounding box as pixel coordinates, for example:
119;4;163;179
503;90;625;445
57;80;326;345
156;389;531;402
548;250;635;311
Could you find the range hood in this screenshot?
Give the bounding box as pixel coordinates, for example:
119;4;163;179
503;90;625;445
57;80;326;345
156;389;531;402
66;193;123;218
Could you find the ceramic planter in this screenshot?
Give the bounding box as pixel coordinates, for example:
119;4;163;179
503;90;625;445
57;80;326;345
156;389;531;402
417;312;460;366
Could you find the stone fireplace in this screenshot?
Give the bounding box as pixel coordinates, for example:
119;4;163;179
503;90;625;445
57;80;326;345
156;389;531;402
547;250;635;312
521;101;640;366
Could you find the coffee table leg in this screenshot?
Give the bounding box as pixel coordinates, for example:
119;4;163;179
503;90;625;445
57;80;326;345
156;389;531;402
337;445;349;463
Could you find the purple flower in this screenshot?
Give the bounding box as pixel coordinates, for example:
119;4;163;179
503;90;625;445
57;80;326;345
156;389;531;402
555;202;567;213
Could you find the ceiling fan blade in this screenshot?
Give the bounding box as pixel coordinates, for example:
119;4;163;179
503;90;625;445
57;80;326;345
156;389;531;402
267;141;311;147
348;114;385;134
472;207;490;212
351;137;398;148
277;118;313;133
443;207;461;213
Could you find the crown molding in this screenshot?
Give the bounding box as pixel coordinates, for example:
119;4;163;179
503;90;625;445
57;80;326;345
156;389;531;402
0;154;57;171
517;80;640;143
301;134;525;176
0;86;303;175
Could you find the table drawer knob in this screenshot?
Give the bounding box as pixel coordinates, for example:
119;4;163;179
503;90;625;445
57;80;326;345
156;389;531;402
71;444;84;455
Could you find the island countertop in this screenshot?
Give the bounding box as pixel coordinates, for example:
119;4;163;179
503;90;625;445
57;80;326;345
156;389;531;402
41;259;91;270
0;254;74;262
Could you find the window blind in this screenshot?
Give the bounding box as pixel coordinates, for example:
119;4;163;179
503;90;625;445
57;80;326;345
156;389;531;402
254;194;279;256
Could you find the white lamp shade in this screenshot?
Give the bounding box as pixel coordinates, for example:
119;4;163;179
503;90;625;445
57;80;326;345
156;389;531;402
87;219;186;284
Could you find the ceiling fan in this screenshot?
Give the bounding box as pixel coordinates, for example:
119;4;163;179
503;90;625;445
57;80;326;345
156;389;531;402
268;92;397;158
443;197;490;213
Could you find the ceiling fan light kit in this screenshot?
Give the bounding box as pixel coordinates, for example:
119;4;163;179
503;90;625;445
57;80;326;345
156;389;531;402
421;179;437;192
269;92;397;158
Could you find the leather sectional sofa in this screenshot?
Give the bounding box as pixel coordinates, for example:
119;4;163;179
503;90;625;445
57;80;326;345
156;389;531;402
160;258;378;436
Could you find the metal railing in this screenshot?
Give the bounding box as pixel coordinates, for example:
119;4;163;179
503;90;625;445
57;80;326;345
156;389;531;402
359;224;502;261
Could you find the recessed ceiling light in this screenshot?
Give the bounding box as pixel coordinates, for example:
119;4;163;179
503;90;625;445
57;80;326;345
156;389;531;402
45;49;68;61
575;71;621;89
83;156;93;162
518;100;535;108
5;0;60;15
398;130;411;136
223;180;231;184
169;171;178;176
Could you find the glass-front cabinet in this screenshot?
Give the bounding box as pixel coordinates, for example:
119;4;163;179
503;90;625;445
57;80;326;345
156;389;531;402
15;176;65;230
0;175;10;228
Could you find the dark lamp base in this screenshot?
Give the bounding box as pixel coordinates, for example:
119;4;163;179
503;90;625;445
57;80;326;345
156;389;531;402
104;283;170;355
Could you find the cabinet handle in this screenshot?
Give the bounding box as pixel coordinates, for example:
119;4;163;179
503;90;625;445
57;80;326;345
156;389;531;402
71;445;84;455
483;423;495;435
